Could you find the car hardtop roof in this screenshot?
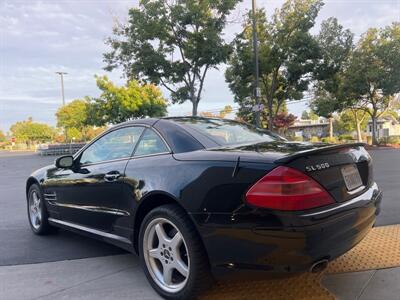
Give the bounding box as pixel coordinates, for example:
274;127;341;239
116;116;238;128
114;118;160;127
162;116;239;123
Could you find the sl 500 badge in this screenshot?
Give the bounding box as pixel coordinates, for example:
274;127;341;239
305;163;330;172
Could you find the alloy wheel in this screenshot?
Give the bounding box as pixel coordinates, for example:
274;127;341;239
143;217;190;293
29;190;42;230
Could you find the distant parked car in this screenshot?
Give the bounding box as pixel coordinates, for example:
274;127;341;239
26;117;382;299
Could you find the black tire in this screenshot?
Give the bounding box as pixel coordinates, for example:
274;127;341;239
27;184;57;235
139;204;213;299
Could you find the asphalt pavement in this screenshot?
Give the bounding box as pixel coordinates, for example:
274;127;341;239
369;149;400;226
0;151;125;267
0;149;398;266
0;149;399;300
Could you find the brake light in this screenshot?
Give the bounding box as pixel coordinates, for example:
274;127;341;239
245;166;334;211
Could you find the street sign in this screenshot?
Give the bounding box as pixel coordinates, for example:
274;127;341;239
255;87;261;97
252;104;264;112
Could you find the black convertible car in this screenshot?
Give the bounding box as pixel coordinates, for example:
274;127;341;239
26;117;382;299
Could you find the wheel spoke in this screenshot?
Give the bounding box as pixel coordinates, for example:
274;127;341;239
170;231;182;249
163;264;173;285
149;248;160;260
33;192;39;204
34;215;41;226
174;257;189;278
155;223;169;244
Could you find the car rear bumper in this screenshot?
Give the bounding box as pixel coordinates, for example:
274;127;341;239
191;183;382;279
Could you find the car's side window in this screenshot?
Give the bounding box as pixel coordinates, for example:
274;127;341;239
134;129;169;157
80;126;144;165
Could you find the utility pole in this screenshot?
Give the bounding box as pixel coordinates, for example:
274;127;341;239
55;72;67;106
56;72;68;143
251;0;261;128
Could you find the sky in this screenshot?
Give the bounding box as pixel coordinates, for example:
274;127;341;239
1;0;399;132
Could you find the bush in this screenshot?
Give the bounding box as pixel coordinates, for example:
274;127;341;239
310;136;320;143
379;136;400;145
388;136;400;145
321;137;338;143
290;136;303;142
338;134;354;141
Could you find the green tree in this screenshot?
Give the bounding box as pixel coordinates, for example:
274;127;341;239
10;118;55;145
0;130;6;143
104;0;239;116
309;110;319;121
301;110;309;120
341;23;400;144
66;127;83;141
82;126;107;141
301;110;319;120
314;17;353;93
226;0;323;130
312;17;354;138
86;76;167;126
55;98;109;142
335;109;369;137
56;99;89;130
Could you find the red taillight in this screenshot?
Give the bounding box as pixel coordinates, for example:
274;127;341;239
245;166;334;211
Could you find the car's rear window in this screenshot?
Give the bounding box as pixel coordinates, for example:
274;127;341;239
174;118;280;146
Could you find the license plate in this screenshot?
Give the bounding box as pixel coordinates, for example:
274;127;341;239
341;164;363;191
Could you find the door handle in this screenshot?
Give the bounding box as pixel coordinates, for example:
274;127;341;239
104;171;121;182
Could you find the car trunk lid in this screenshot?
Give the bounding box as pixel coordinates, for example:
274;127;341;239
276;143;372;203
175;141;372;203
205;141;372;203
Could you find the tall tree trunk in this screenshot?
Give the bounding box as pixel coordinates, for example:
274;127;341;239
356;119;362;142
190;86;198;116
268;71;278;131
267;95;273;131
352;109;363;142
192;100;198;116
371;113;378;145
329;117;333;139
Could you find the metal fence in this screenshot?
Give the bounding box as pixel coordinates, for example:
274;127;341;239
37;143;86;156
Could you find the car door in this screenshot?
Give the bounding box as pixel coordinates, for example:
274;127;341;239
115;128;172;234
48;126;145;233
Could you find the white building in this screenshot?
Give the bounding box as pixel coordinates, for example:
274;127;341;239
366;115;400;138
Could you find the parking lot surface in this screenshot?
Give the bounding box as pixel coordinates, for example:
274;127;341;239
0;152;125;267
0;149;399;300
1;149;398;266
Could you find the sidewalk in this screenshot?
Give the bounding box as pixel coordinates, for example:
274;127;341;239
323;268;400;300
1;254;399;300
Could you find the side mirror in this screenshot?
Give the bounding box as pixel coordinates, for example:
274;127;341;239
55;155;74;169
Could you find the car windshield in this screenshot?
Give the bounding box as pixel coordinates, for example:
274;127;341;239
175;118;282;146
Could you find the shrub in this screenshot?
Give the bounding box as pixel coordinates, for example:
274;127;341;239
388;136;400;145
321;137;338;143
291;136;303;142
380;136;400;145
310;136;320;143
338;134;354;141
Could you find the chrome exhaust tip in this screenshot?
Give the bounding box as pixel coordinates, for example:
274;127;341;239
310;259;329;273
